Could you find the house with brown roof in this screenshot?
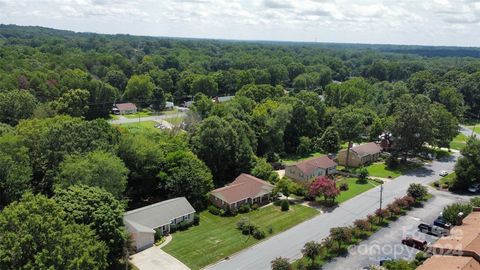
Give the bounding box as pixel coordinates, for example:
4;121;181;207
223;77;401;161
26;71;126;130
210;173;274;210
417;255;480;270
113;102;137;115
285;156;337;183
337;142;382;167
418;209;480;270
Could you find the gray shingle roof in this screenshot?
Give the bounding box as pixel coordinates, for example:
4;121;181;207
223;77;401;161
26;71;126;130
124;197;195;233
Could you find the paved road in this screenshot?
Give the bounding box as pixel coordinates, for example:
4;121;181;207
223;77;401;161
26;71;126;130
206;154;458;270
460;125;479;138
323;189;470;270
108;112;186;125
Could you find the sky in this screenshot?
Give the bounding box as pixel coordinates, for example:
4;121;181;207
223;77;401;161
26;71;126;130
0;0;480;47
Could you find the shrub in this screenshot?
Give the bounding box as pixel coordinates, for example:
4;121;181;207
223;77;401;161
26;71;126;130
407;183;428;200
224;206;237;216
339;182;349;191
443;203;473;225
253;228;266;239
241;225;256;235
273;200;282;206
208;205;221;215
193;213;200;225
281;200;289;211
354;219;372;231
251;203;259;210
387;203;401;216
394;197;409;208
375;208;390;222
176;220;191;231
433;181;440;188
402;195;415;207
471;197;480;207
236;217;249;230
358;167;369;183
271;257;291;270
268;226;274;234
238;204;251;213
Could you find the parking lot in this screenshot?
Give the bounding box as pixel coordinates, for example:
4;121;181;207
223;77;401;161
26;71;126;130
323;189;468;270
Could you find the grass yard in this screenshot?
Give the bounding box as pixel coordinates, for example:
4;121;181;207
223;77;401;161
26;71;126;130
431;172;456;189
116;121;160;133
366;162;421;179
450;133;469;150
123;111;154;119
282;152;325;165
335;178;380;204
163;204;318;270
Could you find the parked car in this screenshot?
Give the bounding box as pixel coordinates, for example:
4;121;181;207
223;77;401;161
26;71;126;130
468;183;480;193
433;215;452;229
401;237;427;250
439;170;448;177
418;223;449;236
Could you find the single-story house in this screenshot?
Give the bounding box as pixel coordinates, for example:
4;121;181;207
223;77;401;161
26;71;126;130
114;103;137;115
124;197;195;251
212;96;234;103
165;101;174;110
285;156;337;183
210;173;274;210
337;142;382;167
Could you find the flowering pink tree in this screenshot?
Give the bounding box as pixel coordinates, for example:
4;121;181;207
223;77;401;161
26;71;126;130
309;176;340;202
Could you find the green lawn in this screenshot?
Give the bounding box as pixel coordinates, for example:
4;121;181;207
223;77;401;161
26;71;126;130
116;121;160;133
123;111;154;119
366;162;421;179
163;205;318;270
450;133;469;150
282;152;325;165
336;178;380;204
432;172;456;189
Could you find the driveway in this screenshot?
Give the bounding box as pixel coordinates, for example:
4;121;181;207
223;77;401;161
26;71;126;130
109;112;186;125
130;245;190;270
323;189;470;270
206;154;458;270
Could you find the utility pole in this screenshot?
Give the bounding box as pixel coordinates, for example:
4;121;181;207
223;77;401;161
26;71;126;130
379;183;384;210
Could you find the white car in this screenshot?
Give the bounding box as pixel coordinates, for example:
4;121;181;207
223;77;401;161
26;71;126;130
468;183;480;193
439;170;448;177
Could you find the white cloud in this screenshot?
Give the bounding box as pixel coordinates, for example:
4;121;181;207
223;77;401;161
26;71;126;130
0;0;479;46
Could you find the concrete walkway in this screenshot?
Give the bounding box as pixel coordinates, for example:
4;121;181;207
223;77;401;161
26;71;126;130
206;154;458;270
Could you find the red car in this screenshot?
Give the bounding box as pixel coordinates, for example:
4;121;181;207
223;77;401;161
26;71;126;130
401;237;427;250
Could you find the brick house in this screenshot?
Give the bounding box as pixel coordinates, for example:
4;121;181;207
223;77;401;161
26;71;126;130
337;142;382;167
210;174;274;210
285;156;337;183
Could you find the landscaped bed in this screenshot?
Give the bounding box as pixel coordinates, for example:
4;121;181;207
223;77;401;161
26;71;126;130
366;162;421;179
163;204;318;270
335;178;380;204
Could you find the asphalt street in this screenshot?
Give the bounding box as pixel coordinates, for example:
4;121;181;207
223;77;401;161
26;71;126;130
206;154;458;270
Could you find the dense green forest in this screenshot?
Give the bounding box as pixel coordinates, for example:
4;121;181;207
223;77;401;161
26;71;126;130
1;24;480;269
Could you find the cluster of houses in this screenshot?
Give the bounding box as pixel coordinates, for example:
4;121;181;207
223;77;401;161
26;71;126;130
124;141;384;251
